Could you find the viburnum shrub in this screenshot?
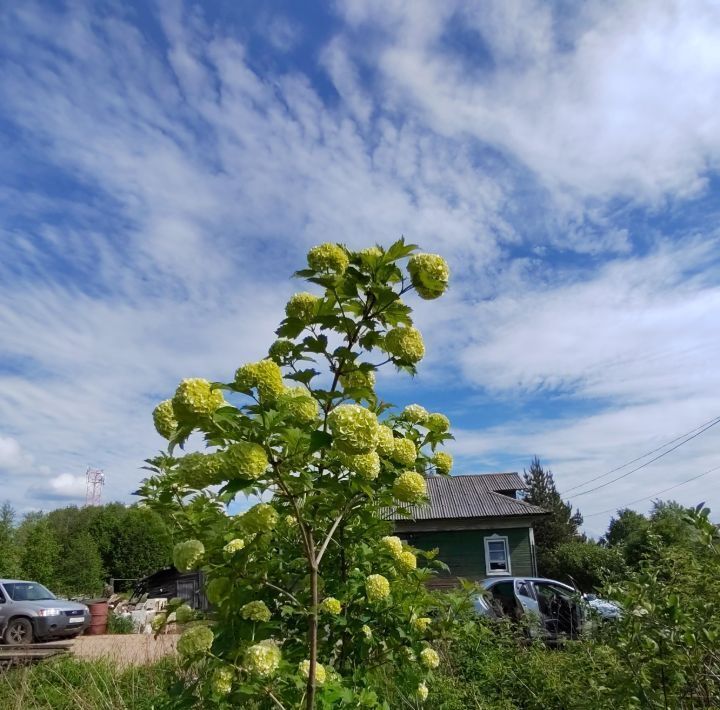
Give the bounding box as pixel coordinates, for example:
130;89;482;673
138;240;454;709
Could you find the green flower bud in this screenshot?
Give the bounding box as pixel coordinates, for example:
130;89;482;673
420;647;440;669
433;451;453;475
366;574;390;602
298;659;326;685
426;412;450;433
342;451;381;480
319;597;342;615
223;538;246;555
380;535;403;559
340;368;376;391
240;503;279;534
234;360;285;400
375;426;396;457
359;246;382;260
412;617;431;633
402;404;428;424
307;243;349;274
417;682;429;702
279;387;319;424
211;667;234;696
224;442;269;480
151;613;166;632
396;550;417;572
152;400;177;439
393;472;427;503
268;339;294;362
177;452;226;489
384;327;425;363
177;625;214;657
175;605;194;625
286;292;319;323
407;253;450;300
241;600;272;622
173;540;204;573
327;404;380;454
244;640;281;677
392;438;417;467
361;624;373;639
172;379;225;422
206;577;231;605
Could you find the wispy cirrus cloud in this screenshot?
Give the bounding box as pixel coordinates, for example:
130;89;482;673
1;0;719;535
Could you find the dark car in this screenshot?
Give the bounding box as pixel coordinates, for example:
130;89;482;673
0;579;91;644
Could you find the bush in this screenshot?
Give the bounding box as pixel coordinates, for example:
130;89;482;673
107;612;134;635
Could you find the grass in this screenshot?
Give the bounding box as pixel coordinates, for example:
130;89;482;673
0;655;179;710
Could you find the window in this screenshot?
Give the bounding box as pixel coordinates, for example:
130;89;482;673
2;582;56;602
484;535;511;575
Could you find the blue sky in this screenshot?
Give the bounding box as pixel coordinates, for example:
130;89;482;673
1;0;719;536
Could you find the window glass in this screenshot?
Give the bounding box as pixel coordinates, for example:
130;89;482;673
485;537;509;573
3;582;56;601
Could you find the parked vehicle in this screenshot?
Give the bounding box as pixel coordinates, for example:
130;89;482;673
0;579;91;645
474;577;620;641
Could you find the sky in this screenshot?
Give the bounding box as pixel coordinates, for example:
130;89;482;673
1;0;719;537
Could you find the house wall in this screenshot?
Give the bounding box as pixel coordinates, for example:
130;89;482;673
400;526;535;587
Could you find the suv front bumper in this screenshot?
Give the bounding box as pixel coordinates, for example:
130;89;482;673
33;614;91;638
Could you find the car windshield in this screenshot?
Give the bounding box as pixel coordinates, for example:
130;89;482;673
3;582;56;601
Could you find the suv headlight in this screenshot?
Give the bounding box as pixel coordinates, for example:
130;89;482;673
37;608;65;617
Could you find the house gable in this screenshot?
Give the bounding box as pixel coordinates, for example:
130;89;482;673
389;473;547;584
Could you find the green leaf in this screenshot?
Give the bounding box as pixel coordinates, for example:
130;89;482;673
309;430;333;452
287;368;320;385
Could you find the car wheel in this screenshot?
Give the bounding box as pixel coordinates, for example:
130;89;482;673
4;618;34;645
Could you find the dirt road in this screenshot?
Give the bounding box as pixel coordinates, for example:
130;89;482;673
71;634;178;668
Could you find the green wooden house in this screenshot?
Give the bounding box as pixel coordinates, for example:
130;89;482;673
391;473;547;588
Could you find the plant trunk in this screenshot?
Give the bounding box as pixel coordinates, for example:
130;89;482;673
306;563;319;709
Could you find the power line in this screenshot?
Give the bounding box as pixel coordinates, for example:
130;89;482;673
562;414;720;495
584;464;720;518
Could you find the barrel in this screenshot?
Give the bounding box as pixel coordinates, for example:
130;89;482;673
85;600;109;635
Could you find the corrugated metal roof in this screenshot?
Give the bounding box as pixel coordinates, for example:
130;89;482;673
386;473;547;521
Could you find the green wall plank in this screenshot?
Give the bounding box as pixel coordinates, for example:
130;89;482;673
401;527;534;581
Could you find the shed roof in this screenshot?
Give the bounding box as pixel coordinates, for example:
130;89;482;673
386;473;547;521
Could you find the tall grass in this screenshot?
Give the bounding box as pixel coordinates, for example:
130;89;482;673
0;656;178;710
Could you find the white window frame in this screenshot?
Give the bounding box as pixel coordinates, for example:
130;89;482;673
484;534;511;576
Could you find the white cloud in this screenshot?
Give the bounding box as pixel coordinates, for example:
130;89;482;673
0;436;34;472
28;473;87;502
339;0;720;207
1;0;719;537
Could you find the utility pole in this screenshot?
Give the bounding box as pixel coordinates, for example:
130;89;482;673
84;467;105;506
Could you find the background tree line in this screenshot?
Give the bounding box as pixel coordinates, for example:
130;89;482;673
0;502;172;598
523;455;703;591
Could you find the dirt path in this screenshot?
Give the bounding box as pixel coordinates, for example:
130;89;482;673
71;634;178;668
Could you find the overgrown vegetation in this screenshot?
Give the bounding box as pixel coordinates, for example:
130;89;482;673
0;501;172;597
0;656;178;710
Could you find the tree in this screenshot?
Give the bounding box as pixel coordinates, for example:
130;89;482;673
55;532;104;597
604;508;651;567
523;456;583;572
18;517;59;587
139;240;453;708
542;540;627;592
0;502;20;578
110;507;172;580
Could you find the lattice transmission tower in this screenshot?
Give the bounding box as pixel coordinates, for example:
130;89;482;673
85;467;105;507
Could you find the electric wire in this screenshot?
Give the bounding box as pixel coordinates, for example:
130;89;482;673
562;414;720;495
583;464;720;518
